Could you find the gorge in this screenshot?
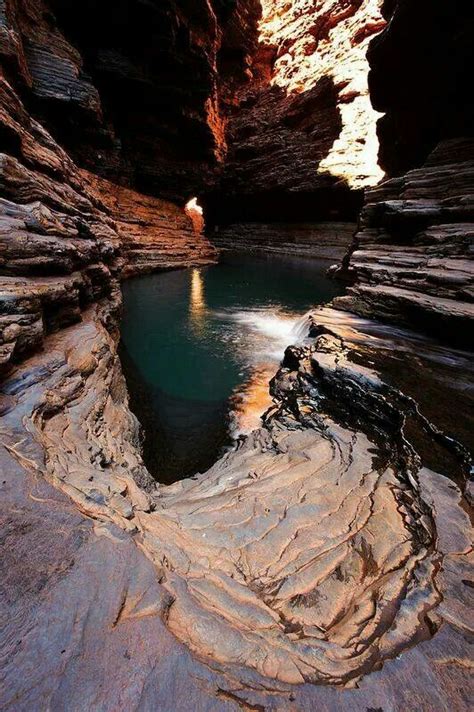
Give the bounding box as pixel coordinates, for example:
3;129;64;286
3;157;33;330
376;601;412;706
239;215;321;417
1;1;473;711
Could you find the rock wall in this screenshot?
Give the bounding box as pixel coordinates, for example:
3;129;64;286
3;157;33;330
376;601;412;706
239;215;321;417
333;139;474;347
333;1;474;347
212;221;356;260
205;0;387;224
369;0;474;176
0;69;216;374
0;0;242;200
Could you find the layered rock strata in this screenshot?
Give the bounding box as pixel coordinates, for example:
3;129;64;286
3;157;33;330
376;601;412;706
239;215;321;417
211;221;356;260
329;0;474;345
1;304;472;709
0;0;246;199
0;71;216;374
332;139;474;348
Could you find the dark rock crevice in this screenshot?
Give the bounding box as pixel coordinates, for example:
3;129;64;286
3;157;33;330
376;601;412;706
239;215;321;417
333;0;474;346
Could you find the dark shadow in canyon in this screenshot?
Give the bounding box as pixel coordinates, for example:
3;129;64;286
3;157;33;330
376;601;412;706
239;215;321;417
203;75;363;227
20;0;236;201
369;0;474;175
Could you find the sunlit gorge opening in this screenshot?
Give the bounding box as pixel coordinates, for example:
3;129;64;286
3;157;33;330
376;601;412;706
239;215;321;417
185;196;205;233
257;0;387;189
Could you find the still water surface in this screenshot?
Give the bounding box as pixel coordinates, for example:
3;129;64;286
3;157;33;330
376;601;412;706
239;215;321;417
120;252;343;482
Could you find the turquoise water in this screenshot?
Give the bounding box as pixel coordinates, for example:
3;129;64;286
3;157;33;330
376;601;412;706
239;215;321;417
120;252;343;482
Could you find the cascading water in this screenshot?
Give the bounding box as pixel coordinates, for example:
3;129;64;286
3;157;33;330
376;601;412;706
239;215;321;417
225;308;313;436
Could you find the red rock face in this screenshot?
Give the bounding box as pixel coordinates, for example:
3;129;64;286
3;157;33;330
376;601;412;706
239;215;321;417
0;70;216;373
206;0;387;223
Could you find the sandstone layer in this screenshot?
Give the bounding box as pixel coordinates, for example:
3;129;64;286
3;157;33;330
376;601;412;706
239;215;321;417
329;0;474;348
332;139;474;348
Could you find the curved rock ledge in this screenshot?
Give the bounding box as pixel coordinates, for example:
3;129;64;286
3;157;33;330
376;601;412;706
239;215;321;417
1;301;472;709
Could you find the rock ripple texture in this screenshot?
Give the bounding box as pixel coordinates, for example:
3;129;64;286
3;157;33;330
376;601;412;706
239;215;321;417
1;305;472;708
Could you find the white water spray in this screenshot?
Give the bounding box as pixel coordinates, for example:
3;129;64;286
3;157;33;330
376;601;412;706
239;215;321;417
216;307;313;438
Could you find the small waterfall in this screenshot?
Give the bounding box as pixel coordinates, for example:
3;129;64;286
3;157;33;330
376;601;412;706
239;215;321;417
223;307;313;439
224;307;311;363
290;311;312;342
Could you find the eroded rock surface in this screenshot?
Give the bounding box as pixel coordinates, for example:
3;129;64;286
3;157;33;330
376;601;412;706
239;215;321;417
0;70;216;373
1;304;472;709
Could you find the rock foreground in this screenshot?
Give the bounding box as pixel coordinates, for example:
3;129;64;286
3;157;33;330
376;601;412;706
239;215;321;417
1;302;472;710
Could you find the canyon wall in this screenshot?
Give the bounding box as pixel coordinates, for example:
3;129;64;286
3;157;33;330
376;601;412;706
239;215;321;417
0;0;237;200
212;221;355;260
334;0;474;347
207;0;386;254
0;0;219;375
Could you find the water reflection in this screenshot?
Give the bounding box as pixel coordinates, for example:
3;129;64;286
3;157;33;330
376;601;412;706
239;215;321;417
224;308;312;437
230;363;275;436
189;268;206;334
